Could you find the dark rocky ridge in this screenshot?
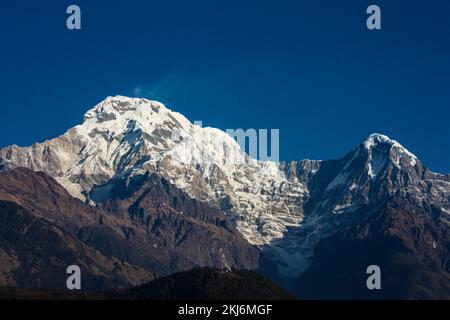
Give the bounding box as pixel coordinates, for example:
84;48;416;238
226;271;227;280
0;268;295;300
116;267;295;300
0;168;259;290
0;200;151;290
294;197;450;299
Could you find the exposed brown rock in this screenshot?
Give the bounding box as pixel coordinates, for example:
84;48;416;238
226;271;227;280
294;198;450;299
0;168;259;290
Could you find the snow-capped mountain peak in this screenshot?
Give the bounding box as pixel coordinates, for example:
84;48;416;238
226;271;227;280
363;133;418;168
81;96;191;136
0;96;305;246
363;133;395;148
1;97;449;283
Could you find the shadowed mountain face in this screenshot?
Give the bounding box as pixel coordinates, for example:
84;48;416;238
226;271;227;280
294;198;450;299
0;200;150;290
0;168;259;291
115;268;295;300
0;268;295;300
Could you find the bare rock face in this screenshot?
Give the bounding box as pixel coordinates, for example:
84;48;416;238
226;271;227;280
0;168;259;290
115;268;295;300
293;198;450;299
0;199;152;290
0;268;295;300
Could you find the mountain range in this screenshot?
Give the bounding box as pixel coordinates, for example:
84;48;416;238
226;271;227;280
0;96;449;299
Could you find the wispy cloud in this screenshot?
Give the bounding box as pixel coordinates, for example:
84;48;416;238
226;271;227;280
129;72;187;106
133;86;143;96
131;85;159;99
129;69;231;110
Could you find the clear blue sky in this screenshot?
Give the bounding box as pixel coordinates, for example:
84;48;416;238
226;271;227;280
0;0;449;173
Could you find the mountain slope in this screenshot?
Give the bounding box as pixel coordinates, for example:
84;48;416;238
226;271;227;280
115;268;295;300
0;268;295;300
0;199;151;290
294;197;450;299
0;168;258;290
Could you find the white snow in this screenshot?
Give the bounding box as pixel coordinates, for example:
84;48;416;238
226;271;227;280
364;133;418;169
368;150;387;179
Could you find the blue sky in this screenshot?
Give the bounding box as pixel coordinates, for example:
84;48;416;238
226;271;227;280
0;0;449;173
